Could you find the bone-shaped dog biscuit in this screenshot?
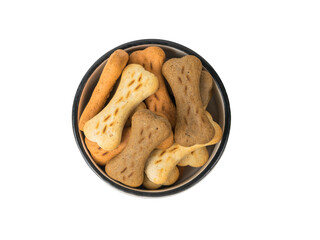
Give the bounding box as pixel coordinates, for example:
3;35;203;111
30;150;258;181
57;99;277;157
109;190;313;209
177;147;209;167
178;70;214;167
129;46;176;127
84;103;146;166
85;128;131;166
162;55;215;147
105;109;171;187
79;49;129;131
84;64;159;151
143;166;179;190
145;112;222;184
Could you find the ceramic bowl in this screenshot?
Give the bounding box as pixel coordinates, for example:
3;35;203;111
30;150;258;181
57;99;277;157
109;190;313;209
72;39;231;196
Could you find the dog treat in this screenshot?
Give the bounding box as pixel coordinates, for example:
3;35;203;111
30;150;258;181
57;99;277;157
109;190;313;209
178;71;213;167
84;64;159;151
105;109;171;187
162;55;215;147
124;102;146;128
145;112;222;184
143;166;179;190
129;46;176;127
177;147;209;167
85;128;131;166
200;70;214;109
79;49;129;131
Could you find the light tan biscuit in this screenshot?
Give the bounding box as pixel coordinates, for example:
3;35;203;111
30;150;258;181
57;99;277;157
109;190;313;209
162;55;215;147
105;109;171;187
84;64;159;151
84;128;131;166
142;175;161;190
124;102;146;128
145;112;222;184
129;46;176;127
200;70;214;109
177;147;209;167
79;50;129;131
143;167;179;190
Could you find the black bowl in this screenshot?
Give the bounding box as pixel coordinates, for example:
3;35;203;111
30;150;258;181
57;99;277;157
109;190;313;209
72;39;231;197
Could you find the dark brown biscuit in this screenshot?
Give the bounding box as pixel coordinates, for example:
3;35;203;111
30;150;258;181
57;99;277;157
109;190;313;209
162;55;215;146
105;109;171;187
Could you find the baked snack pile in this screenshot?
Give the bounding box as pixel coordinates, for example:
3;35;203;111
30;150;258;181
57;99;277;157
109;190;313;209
79;46;223;188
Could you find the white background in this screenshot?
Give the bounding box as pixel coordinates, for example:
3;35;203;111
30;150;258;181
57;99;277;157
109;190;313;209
1;1;319;239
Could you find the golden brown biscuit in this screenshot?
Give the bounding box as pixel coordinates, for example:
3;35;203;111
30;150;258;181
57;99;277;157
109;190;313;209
162;55;215;147
85;128;131;166
129;47;176;127
79;50;129;131
84;64;159;151
145;112;222;185
105;109;171;187
143;167;179;190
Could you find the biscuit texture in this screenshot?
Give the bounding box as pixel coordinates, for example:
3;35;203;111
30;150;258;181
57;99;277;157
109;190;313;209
85;128;131;166
156;130;174;149
79;49;128;131
177;147;209;167
105;109;171;187
143;167;179;190
84;64;159;151
124;102;146;128
129;47;176;127
200;70;214;109
145;112;222;184
162;55;215;147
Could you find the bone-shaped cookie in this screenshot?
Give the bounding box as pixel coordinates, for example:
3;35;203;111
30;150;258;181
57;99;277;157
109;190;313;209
85;127;131;166
143;166;179;190
79;49;129;131
105;109;171;187
178;70;214;167
177;147;209;167
129;46;177;127
84;64;159;151
145;112;222;185
162;55;215;147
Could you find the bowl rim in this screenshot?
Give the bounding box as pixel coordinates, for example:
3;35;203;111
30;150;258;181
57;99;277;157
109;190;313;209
72;39;231;197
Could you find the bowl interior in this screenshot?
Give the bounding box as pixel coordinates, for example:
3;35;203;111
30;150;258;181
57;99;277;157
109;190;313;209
77;44;226;193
